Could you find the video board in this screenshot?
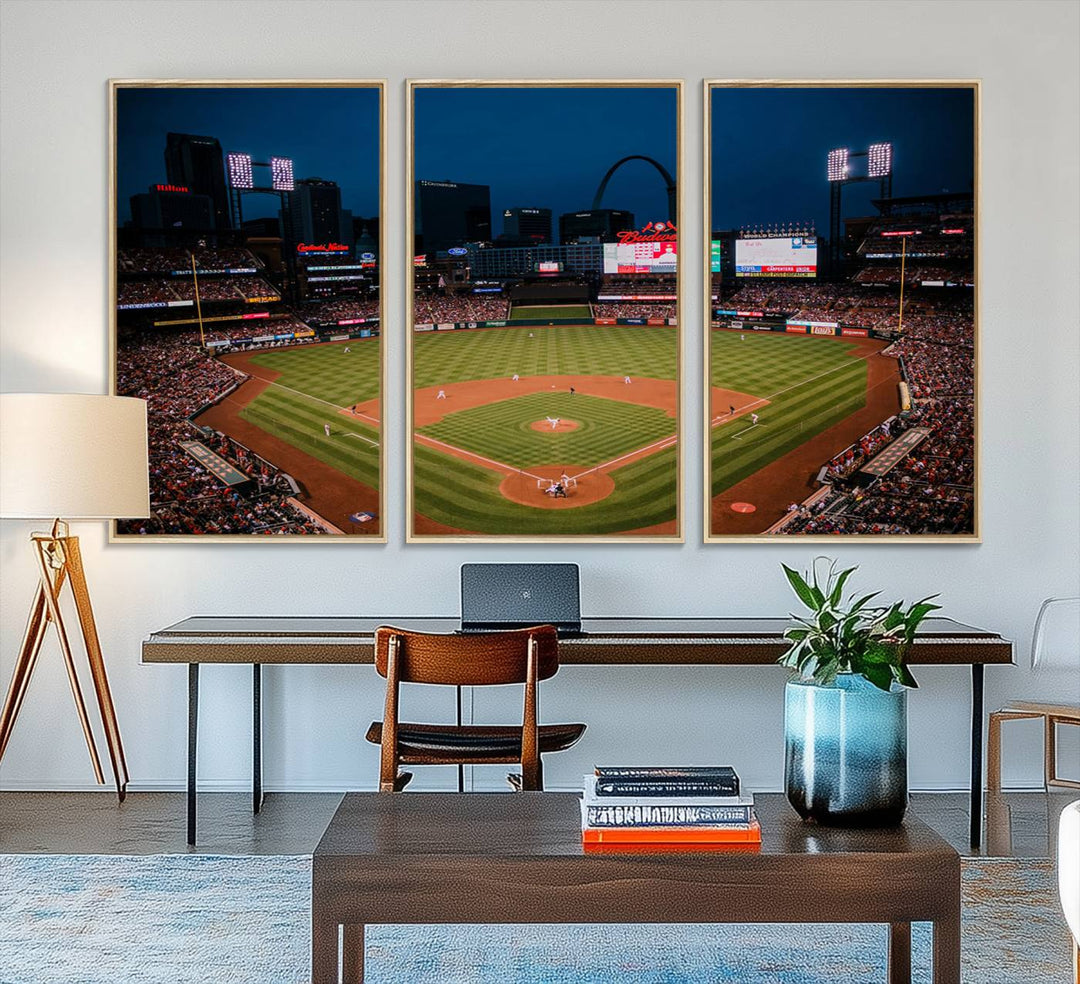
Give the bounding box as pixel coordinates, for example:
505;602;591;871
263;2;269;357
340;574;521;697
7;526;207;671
603;240;677;275
735;236;817;278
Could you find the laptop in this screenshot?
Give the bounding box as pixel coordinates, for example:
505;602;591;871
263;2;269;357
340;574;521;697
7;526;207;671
460;563;582;637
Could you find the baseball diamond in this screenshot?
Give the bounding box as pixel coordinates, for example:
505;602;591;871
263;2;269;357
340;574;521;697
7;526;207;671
412;323;678;536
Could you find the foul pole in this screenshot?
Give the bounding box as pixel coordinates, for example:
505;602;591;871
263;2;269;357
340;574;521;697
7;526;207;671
897;236;907;335
190;253;206;347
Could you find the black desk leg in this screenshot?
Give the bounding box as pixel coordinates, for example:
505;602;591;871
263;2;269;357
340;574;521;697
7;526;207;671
456;684;465;793
969;663;984;848
187;663;199;847
253;663;263;814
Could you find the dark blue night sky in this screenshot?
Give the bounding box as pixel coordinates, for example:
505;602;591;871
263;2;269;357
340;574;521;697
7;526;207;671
710;87;975;233
115;87;380;224
414;87;678;234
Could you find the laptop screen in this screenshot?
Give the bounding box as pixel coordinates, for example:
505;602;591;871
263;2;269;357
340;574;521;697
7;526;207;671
460;563;581;631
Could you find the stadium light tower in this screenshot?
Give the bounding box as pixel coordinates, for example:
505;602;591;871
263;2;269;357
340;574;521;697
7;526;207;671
227;152;296;227
270;156;295;192
226;152;254;189
826;141;894;271
827;148;849;183
868;142;892;178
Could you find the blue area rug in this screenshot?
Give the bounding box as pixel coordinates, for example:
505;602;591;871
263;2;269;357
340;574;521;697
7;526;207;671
0;854;1070;983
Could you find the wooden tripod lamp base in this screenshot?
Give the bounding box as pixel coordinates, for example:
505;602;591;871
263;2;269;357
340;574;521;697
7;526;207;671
0;520;130;800
0;393;150;800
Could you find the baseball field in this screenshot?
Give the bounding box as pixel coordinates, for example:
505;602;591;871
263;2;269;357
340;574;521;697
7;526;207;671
710;328;900;535
194;337;382;534
412;323;679;536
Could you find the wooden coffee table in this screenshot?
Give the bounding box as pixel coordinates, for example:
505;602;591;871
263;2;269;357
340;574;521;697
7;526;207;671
311;792;960;984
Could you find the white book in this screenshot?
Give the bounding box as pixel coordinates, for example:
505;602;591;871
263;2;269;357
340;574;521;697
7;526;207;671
581;775;754;809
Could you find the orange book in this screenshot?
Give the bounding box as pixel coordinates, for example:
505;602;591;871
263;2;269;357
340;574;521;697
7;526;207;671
583;840;761;855
582;818;761;845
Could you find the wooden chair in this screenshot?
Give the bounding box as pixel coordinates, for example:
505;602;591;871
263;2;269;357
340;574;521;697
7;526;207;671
987;598;1080;793
365;625;586;792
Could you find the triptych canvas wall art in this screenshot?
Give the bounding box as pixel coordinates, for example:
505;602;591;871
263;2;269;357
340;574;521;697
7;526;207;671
108;79;978;543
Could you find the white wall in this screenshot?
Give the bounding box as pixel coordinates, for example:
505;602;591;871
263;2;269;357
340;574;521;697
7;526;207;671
1;0;1077;795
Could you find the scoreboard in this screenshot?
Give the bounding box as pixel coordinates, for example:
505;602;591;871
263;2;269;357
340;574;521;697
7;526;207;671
603;240;677;274
735;236;817;278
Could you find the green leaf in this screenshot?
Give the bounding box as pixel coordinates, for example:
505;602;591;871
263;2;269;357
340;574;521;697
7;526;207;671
895;664;919;689
849;591;881;613
863;663;894;692
829;566;857;607
782;564;818;611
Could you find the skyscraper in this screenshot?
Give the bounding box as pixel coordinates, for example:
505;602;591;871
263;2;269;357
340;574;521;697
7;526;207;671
287;178;354;249
415;179;491;253
164;133;231;231
559;208;635;245
501;207;552;245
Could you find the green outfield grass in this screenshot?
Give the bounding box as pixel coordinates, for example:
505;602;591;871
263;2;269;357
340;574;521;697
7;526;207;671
414;324;675;388
231;338;381;490
420;391;673;471
509;304;593;321
413;323;678;534
710;330;869;495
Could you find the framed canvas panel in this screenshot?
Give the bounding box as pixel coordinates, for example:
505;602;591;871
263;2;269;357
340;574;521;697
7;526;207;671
704;80;980;542
406;80;682;543
109;80;385;541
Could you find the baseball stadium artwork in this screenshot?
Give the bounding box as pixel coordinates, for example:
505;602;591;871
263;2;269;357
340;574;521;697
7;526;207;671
407;81;681;541
706;82;979;540
110;81;384;540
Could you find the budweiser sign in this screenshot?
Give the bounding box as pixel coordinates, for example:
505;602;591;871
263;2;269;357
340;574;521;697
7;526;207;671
616;221;677;245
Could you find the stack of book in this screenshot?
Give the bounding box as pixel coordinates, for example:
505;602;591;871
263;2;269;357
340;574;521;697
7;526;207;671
581;766;760;848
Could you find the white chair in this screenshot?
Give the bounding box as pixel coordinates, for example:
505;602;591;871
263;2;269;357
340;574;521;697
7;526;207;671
988;598;1080;791
1059;799;1080;983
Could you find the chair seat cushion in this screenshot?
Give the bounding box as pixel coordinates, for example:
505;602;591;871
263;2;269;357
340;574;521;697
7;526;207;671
365;721;586;759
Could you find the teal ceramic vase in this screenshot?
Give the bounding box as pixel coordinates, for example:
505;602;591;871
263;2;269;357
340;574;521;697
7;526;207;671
784;672;908;826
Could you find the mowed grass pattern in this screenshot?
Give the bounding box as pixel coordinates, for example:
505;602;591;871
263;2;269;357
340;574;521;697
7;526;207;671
420;392;672;471
414;324;675;387
233;339;381;490
414;442;677;535
711;331;868;495
414;324;678;534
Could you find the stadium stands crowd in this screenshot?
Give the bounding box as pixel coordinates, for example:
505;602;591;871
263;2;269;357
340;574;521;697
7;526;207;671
115;327;330;535
593;302;676;319
413;293;510;323
301;297;380;323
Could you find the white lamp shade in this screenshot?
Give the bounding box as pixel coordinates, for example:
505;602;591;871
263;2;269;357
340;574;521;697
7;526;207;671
0;393;150;519
1031;597;1080;672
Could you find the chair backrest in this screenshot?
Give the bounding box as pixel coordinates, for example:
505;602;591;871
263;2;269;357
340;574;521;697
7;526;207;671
374;625;560;686
1031;597;1080;671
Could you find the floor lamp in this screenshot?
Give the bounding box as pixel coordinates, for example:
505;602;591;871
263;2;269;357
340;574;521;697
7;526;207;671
0;393;149;800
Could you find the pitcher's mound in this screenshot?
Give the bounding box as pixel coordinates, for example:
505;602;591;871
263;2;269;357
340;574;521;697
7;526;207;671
529;419;580;433
499;466;614;509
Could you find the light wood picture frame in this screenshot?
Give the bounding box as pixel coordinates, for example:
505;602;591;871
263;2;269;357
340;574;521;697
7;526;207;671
406;80;683;543
109;79;386;541
704;80;980;542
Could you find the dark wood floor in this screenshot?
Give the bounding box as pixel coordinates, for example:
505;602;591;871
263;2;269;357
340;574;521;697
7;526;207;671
0;789;1073;857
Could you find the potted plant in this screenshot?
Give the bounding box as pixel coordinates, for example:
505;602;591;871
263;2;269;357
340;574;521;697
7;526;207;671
779;558;940;826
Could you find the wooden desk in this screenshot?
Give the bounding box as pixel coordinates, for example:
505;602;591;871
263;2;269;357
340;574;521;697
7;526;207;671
141;616;1012;846
311;791;961;984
